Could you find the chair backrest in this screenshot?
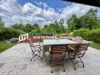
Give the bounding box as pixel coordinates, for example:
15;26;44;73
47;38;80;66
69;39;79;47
75;43;90;57
73;37;83;43
28;38;33;47
77;43;90;51
32;38;43;43
51;45;67;55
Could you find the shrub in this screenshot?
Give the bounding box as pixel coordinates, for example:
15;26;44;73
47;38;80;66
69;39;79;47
73;28;100;43
59;33;68;36
69;32;74;36
88;29;100;43
0;28;25;41
73;28;89;40
29;29;40;36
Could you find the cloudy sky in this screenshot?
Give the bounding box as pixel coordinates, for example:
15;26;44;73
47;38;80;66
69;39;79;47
0;0;100;27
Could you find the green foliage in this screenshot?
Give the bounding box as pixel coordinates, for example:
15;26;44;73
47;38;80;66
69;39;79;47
24;24;33;32
12;24;24;30
67;9;100;32
39;19;66;35
69;32;74;36
59;19;65;33
73;28;89;40
88;29;100;43
0;27;25;41
0;23;4;27
33;23;39;28
90;42;100;50
29;29;40;36
67;8;100;44
59;33;68;36
67;15;79;32
29;20;66;35
73;28;100;43
0;16;4;27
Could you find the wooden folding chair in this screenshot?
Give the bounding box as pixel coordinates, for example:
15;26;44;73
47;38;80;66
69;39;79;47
50;45;67;73
67;43;90;70
28;38;42;61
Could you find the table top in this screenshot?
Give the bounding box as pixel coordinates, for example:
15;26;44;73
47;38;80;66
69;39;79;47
43;39;78;45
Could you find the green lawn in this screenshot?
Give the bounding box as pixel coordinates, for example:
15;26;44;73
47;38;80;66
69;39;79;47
0;41;100;53
0;42;16;53
90;42;100;50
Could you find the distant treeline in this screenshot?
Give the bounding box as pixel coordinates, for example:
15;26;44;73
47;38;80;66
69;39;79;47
0;8;100;42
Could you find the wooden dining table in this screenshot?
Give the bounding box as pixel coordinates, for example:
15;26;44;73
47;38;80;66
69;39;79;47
42;39;78;60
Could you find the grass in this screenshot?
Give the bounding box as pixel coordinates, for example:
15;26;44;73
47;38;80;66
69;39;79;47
90;42;100;50
0;42;16;53
0;41;100;53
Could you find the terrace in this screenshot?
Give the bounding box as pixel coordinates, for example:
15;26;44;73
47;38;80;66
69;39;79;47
0;42;100;75
0;0;100;75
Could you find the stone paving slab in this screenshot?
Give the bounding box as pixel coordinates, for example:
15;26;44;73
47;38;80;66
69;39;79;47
0;43;100;75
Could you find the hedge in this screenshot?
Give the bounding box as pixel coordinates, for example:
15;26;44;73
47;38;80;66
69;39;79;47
73;28;100;43
73;28;90;40
0;27;25;41
88;29;100;43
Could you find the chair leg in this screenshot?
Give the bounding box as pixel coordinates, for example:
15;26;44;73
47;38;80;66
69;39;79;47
50;57;53;73
37;55;42;60
68;54;76;70
61;58;65;72
79;57;84;68
31;55;35;61
70;58;76;70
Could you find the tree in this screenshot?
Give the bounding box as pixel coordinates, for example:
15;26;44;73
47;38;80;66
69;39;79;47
0;16;4;27
85;9;98;29
52;20;59;33
59;19;65;33
80;9;99;29
24;24;33;33
44;25;48;28
67;14;78;32
33;23;39;28
11;24;24;31
67;8;100;32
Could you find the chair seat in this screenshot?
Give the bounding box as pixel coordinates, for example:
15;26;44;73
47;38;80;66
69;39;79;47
34;46;42;51
51;53;64;58
52;50;66;53
69;51;81;56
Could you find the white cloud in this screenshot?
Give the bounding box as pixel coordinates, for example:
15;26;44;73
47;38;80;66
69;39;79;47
35;1;48;8
0;0;100;27
60;4;97;19
59;3;98;26
23;2;42;15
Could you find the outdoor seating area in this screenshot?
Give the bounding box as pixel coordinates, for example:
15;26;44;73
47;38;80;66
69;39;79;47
0;34;100;75
0;0;100;75
0;41;100;75
27;36;92;73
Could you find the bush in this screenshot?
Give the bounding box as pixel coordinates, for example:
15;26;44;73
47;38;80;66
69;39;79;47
73;28;89;39
88;29;100;43
69;32;74;36
0;28;25;41
59;33;68;36
29;29;40;36
73;28;100;43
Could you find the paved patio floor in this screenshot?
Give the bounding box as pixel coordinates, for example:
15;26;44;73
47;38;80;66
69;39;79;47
0;43;100;75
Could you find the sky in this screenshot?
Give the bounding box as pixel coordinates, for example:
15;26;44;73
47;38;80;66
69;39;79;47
0;0;100;27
